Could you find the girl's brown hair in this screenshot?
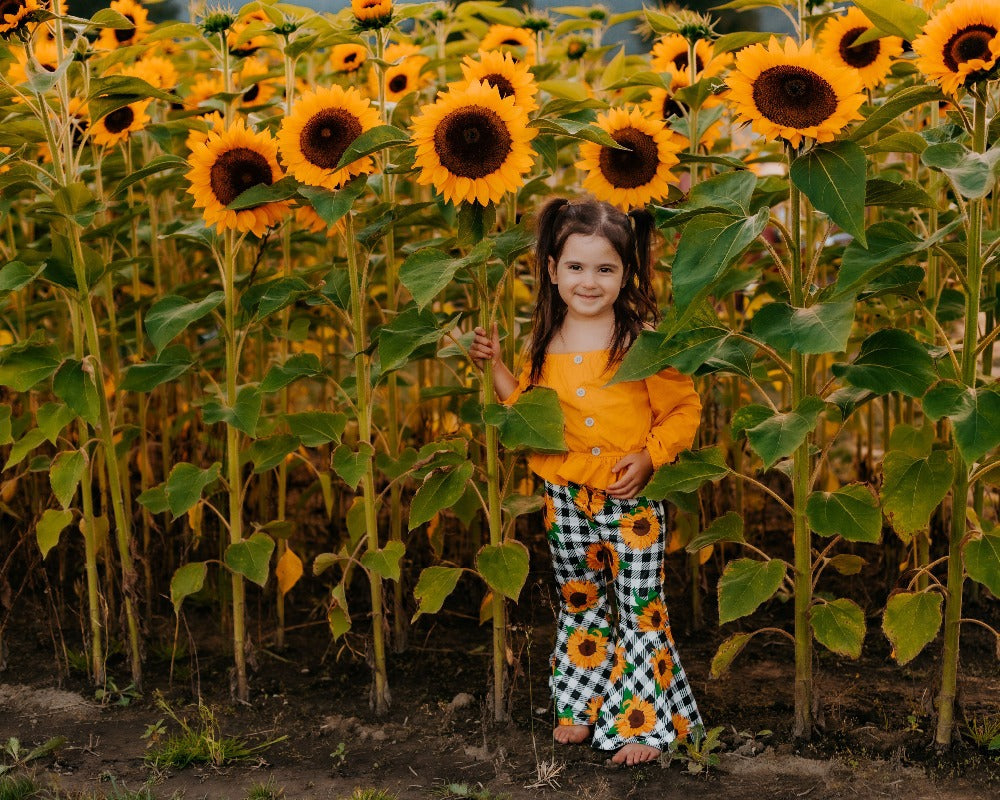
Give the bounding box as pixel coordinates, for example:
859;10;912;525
527;197;659;384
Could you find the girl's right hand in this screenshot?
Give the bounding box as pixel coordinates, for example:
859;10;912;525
469;323;501;368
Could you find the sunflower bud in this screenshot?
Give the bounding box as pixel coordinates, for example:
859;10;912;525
668;9;716;44
271;20;298;37
588;6;608;22
523;15;550;33
429;6;447;22
566;38;588;61
200;7;236;36
351;0;393;30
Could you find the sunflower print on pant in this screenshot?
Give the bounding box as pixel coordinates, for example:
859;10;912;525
545;480;702;752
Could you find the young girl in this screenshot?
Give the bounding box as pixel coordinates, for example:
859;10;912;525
470;197;703;766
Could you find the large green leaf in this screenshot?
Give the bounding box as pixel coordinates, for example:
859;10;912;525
37;509;73;559
409;462;474;530
746;396;826;469
50;450;86;510
248;435;300;473
643;446;729;499
922;142;1000;200
361;541;406;581
686;170;758;215
52;359;100;426
139;462;221;518
751;301;855;355
120;346;192;392
225;532;275;587
201;385;262;436
880;450;953;538
709;632;753;678
0;341;61;392
331;442;375;490
241;276;311;318
888;422;935;458
964;532;1000;596
686;511;745;552
5;429;47;472
0;261;44;295
287;412;347;447
612;326;729;382
145;292;224;354
811;598;865;659
790;141;867;245
849;85;942;142
483;388;566;452
377;305;443;373
852;0;927;43
335;124;409;170
399;240;492;311
832;329;936;397
923;381;1000;465
260;353;322;393
170;562;208;614
412;565;463;620
882;591;942;665
298;175;368;227
718;558;786;624
87;75;180;122
805;484;882;543
476;540;530;601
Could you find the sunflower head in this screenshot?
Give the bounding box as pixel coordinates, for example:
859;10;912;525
0;0;44;37
96;0;152;50
478;24;537;64
615;696;657;738
818;7;903;90
566;37;588;60
566;627;609;669
91;100;150;147
122;55;178;91
200;8;236;35
913;0;1000;95
371;43;430;104
331;42;366;73
619;506;660;549
454;51;539;114
352;0;392;30
561;580;599;613
227;9;271;57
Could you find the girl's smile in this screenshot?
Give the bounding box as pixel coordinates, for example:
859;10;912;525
548;233;625;322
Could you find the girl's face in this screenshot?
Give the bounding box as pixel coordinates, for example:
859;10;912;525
547;233;625;323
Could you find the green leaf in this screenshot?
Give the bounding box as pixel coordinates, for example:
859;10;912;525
328;584;351;640
260;353;322;393
37;509;73;559
483;388;567;452
476;540;530;601
111;154;188;198
832;329;936;397
91;8;137;28
882;591;942;665
224;532;275;587
643;447;729;499
201;385;262;436
399;240;492;311
811;598;865;659
241;276;311;318
0;261;44;295
851;85;944;142
746;396;826;469
287;412;347;447
880;450;954;538
409;462;474;530
718;558;786;624
145;292;224;354
613;327;729;381
712;31;774;54
0;405;10;446
502;492;544;519
170;562;208;614
0;342;61;392
120;347;192;392
922;142;1000;200
686;170;758;216
143;462;221;518
248;435;300;473
299;175;368;227
709;632;753;678
457;202;496;246
865;178;936;208
335;125;409;170
87;75;180;123
852;0;927;45
751;301;855;355
686;512;745;552
828;554;866;575
50;450;86;509
226;175;300;211
52;360;100;426
361;541;406;581
965;532;1000;596
923;381;1000;465
888;422;935;458
790;141;867;245
412;565;463;620
332;442;375;490
806;484;882;543
5;429;47;472
377;305;443;373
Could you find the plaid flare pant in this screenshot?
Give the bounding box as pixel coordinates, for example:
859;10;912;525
543;480;703;752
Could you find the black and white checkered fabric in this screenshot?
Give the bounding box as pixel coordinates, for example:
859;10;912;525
544;479;703;752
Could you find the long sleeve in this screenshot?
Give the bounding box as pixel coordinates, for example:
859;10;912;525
643;367;702;468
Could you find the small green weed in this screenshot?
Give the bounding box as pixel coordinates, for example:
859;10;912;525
962;712;1000;750
0;773;43;800
341;790;398;800
432;783;507;800
94;679;140;708
666;725;725;775
244;777;283;800
0;738;66;776
95;775;156;800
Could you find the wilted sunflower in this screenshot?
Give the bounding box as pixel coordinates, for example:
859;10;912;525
727;36;865;148
651;647;675;692
577;105;680;209
913;0;1000;95
478;24;537;64
619;506;660;549
227;9;270;57
411;80;535;206
331;42;366;73
615;696;657;738
96;0;152;50
278;85;380;190
651;34;728;80
561;579;599;613
636;596;669;632
566;627;609;669
818;7;903;90
186;120;288;236
584;541;619;577
0;0;42;35
91;100;151;147
453;51;539;114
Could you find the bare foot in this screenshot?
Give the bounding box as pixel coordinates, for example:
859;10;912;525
553;724;590;744
611;743;661;766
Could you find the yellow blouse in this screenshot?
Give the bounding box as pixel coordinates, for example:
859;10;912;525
503;349;702;490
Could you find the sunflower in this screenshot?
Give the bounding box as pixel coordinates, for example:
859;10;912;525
331;42;367;73
91;100;150;147
651;647;675;692
566;627;608;669
371;43;431;104
818;7;903;90
573;485;592;516
726;36;865;148
651;34;726;81
352;0;392;29
123;55;178;91
186;120;289;237
619;506;660;550
96;0;152;50
411;80;535;206
7;39;59;88
185;110;224;152
479;24;537;64
615;696;657;738
0;0;42;35
577;105;680;210
237;58;277;108
584;542;619;577
585;695;604;724
185;74;224;109
561;579;599;613
609;643;628;684
453;51;539;114
278;85;380;190
672;713;691;741
636;596;669;632
913;0;1000;95
641;87;722;151
227;9;271;57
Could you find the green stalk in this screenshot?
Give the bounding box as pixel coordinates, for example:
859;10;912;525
935;92;987;748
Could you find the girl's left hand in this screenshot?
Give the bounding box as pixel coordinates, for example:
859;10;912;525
607;450;654;499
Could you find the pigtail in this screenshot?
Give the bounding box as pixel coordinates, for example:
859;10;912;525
627;208;659;326
529;198;571;384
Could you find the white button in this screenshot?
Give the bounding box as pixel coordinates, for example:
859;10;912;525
576;387;586;397
591;447;601;456
573;355;583;364
584;417;595;427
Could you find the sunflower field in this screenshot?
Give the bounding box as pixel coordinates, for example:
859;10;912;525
1;0;999;760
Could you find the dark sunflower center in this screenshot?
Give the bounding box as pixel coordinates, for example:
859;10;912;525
481;72;515;99
671;52;703;72
0;0;23;19
595;547;609;563
104;106;135;134
649;610;662;628
657;658;668;673
627;709;646;728
662;97;685;119
344;52;357;63
578;638;597;657
569;591;587;607
388;73;408;94
114;14;137;44
433;105;513;180
943;25;997;71
242;83;260;103
598;126;660;189
502;38;522;46
299;108;362;169
209;147;273;205
839;27;880;68
632;517;651;536
752;65;838;129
